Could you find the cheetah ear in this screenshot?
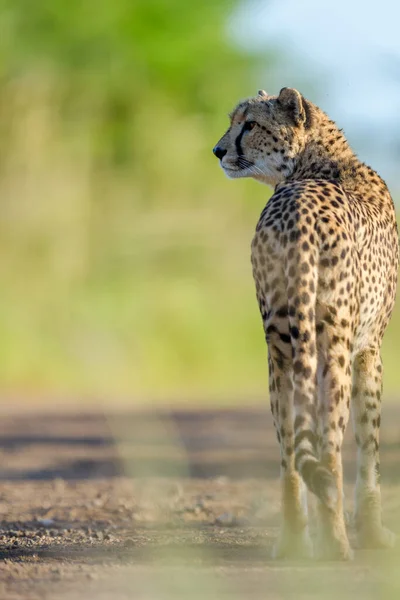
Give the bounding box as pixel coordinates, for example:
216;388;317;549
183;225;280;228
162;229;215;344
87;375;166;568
277;87;306;125
257;89;268;98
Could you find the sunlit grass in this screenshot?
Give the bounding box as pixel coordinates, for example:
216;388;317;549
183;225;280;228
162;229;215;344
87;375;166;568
0;74;398;404
0;74;269;401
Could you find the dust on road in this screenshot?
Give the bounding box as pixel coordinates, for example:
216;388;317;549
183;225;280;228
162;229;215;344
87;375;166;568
0;405;400;599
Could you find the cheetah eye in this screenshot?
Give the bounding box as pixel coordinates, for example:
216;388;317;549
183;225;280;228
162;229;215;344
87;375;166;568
244;121;256;131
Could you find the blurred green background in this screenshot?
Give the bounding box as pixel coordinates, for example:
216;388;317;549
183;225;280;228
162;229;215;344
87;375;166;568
0;0;398;403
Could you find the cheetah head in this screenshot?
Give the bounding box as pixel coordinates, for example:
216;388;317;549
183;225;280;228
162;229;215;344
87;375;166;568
213;88;313;186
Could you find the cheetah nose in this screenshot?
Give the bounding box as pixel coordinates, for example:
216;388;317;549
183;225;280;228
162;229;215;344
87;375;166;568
213;146;227;160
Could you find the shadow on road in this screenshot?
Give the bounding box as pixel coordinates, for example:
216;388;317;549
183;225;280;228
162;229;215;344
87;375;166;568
0;406;398;482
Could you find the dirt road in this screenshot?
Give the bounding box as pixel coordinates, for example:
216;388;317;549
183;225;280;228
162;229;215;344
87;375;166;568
0;405;400;599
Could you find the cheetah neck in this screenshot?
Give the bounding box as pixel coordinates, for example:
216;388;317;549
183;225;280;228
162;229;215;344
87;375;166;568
287;109;387;197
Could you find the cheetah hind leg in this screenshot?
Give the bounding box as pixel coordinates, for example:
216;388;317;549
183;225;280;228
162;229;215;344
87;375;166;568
314;504;354;561
352;351;396;550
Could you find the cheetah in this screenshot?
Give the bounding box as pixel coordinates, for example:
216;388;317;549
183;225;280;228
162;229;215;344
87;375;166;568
213;88;399;560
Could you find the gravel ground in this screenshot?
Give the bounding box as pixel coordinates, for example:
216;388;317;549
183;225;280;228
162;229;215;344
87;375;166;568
0;405;400;599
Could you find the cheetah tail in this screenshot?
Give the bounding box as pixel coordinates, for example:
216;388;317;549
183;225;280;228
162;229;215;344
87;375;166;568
286;247;337;509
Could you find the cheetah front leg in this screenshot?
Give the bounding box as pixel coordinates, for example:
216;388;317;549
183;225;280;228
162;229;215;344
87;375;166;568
268;349;312;560
351;349;396;549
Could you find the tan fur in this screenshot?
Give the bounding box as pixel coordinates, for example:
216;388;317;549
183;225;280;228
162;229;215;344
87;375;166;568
213;88;399;560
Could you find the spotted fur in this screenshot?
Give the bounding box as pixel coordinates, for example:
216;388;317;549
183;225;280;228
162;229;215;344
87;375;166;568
213;88;399;560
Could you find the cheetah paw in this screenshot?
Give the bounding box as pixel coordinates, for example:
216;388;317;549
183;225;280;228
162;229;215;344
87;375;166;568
272;528;313;560
314;536;354;561
355;526;396;550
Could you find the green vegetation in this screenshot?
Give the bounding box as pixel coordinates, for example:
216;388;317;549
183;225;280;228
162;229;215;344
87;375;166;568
0;1;398;402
